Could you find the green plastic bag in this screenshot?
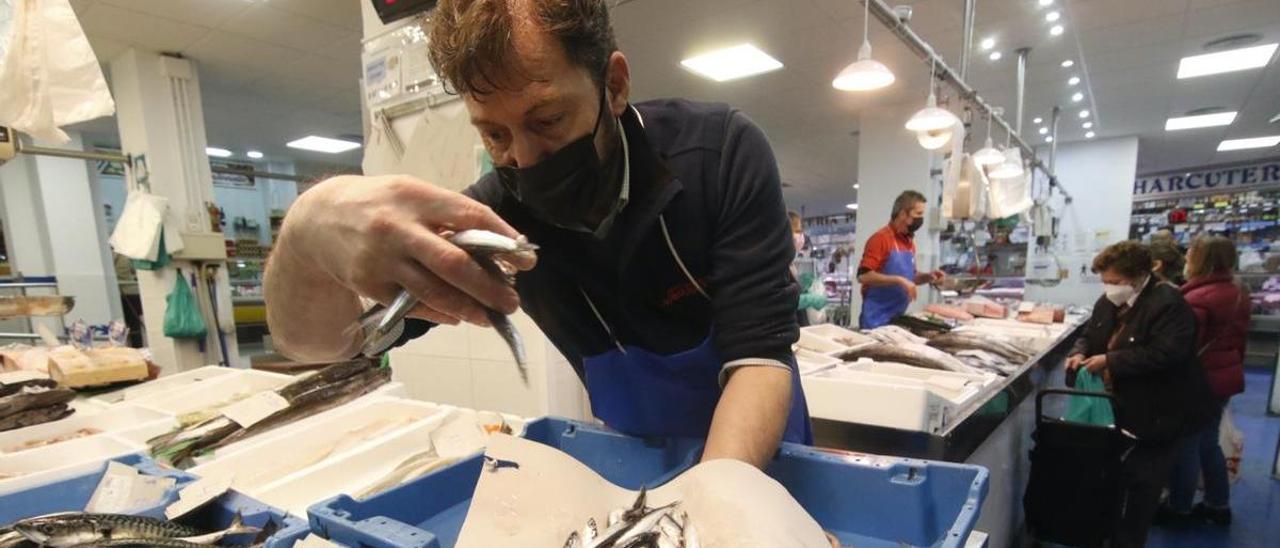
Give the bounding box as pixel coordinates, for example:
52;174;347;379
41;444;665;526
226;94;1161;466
1064;369;1115;426
131;232;171;271
163;271;207;339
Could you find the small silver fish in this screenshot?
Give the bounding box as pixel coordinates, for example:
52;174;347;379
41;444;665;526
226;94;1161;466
564;531;582;548
582;518;598;541
607;509;624;528
682;519;700;548
612;504;677;547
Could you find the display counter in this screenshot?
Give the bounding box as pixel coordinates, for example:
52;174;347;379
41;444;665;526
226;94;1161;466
809;320;1083;461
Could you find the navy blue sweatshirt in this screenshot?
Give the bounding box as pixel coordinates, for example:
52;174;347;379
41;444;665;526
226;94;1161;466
398;98;800;379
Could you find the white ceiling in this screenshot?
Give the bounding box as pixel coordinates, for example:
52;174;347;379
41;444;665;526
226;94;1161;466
66;0;1280;212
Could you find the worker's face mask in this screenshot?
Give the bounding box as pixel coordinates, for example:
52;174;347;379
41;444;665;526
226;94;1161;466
1103;283;1135;307
907;217;924;235
496;69;626;236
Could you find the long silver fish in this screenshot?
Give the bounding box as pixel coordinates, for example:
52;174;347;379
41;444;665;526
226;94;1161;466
839;342;978;374
453;230;536;385
926;332;1031;363
13;512;257;547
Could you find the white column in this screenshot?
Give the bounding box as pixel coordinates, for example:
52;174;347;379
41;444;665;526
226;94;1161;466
109;49;240;372
853;105;941;326
1023;136;1138;307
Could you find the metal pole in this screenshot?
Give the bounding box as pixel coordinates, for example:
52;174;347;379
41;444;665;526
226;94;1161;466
17;140;333;183
1049;106;1061;172
1015;48;1030;136
960;0;976;80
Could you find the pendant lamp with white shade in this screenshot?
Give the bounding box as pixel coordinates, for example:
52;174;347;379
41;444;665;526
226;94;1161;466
905;55;960;132
917;126;954;150
973;110;1004;166
832;0;895;91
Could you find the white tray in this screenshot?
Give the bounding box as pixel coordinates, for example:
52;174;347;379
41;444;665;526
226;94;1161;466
0;433;142;495
188;396;444;492
794;348;840;377
90;365;238;406
129;370;293;416
801;324;875;347
0;405;173;455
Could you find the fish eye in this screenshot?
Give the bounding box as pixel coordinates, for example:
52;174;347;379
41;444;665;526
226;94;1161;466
39;524;55;534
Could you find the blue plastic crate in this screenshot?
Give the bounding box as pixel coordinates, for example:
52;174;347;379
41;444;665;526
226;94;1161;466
308;417;989;548
0;454;310;547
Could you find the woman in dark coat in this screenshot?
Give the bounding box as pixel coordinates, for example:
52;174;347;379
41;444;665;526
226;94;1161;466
1163;235;1250;525
1067;241;1212;547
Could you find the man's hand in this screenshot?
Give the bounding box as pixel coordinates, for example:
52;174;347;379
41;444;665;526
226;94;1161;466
702;365;791;469
1082;354;1108;373
931;270;947;284
898;276;918;301
1065;353;1085;371
266;174;533;360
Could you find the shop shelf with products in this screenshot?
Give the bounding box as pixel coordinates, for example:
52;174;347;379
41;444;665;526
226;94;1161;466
798;213;857;327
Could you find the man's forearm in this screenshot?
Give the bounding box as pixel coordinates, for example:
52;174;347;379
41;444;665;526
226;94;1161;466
914;271;933;284
858;270;904;288
264;238;364;362
702;365;792;469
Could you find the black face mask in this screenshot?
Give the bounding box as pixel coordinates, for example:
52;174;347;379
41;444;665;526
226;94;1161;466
495;73;624;234
907;217;924;234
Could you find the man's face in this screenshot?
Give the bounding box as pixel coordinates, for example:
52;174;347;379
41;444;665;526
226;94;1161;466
895;201;926;230
462;11;628;171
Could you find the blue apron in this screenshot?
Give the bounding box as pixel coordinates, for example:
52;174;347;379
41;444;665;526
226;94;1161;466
579;217;813;445
860;239;915;329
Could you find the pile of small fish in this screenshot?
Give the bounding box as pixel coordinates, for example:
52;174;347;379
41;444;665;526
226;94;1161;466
564;488;699;548
0;511;260;548
0;378;75;432
837;342;981;375
148;358;390;468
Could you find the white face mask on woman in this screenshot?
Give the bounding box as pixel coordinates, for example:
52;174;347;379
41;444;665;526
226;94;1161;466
1103;283;1135;307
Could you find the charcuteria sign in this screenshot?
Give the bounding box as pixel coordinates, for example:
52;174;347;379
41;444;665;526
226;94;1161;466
1133;159;1280;201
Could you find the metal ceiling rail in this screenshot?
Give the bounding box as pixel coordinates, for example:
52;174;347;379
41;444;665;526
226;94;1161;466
13;139;334;183
862;0;1071;200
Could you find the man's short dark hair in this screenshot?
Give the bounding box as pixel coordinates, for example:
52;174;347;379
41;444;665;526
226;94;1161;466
428;0;618;95
891;190;926;218
1092;241;1153;279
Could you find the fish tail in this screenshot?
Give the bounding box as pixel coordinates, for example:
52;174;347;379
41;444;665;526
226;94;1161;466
226;511;261;536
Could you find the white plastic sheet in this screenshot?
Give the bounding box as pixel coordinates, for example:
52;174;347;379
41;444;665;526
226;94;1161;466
988;169;1033;218
0;0;114;143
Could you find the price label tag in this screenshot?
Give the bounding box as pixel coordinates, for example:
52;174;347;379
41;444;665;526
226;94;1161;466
221;391;289;428
86;462;176;513
165;475;233;519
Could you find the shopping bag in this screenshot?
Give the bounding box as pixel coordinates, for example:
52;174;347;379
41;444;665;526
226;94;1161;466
1220;407;1244;483
0;0;114;143
162;272;207;340
109;189;167;261
130;232;171;271
1064;369;1115;426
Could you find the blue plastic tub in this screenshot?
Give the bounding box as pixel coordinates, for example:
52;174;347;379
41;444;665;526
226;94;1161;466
308;417;989;548
0;454;310;547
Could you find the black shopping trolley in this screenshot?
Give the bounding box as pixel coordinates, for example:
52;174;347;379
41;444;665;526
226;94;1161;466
1023;388;1135;546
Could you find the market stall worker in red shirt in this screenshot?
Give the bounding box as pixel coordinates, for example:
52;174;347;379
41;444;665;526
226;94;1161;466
856;191;945;328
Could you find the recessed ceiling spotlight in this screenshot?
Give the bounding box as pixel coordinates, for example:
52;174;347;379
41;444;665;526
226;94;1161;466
1038;0;1054;6
205;147;232;158
1079;109;1090;118
1045;11;1060;22
1033;117;1044;124
1068;76;1080;86
846;203;859;210
1218;135;1280;151
1083;121;1093;129
980;37;996;50
1085;131;1096;139
989;51;1003;61
1045;136;1054;143
1039;127;1049;135
1072;92;1084;102
1061;59;1074;68
1050;25;1064;36
246;150;264;159
287;135;362;153
853;183;861;189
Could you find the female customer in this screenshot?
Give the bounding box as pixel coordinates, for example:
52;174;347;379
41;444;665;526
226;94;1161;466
1149;240;1186;287
1164;235;1250;525
1066;241;1212;547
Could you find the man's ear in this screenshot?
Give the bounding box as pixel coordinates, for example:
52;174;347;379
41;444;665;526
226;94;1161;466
605;51;631;117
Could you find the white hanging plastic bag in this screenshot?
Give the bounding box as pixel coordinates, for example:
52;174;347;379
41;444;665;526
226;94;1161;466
1219;407;1244;484
110;190;167;261
988;169;1033;218
0;0;115;143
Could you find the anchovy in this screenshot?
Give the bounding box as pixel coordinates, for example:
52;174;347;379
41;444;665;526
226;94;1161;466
453;231;536;385
12;512;256;547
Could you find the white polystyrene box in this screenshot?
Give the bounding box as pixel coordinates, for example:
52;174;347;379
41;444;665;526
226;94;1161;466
0;405;174;455
0;433;142;495
129;369;293;416
90;365;238;406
